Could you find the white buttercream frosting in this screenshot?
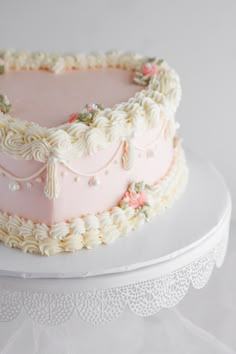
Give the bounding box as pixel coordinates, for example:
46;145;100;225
63;234;84;252
69;218;85;235
50;222;69;240
99;212;120;244
18;220;34;238
122;139;135;171
35;223;49;241
6;215;22;235
22;239;40;254
39;238;63;256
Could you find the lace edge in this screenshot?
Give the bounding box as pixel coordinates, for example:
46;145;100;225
0;229;229;326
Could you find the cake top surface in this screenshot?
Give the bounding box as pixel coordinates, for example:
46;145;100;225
0;68;141;128
0;50;181;162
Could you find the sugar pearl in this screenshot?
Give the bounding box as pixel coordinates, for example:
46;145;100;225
88;103;96;109
61;171;68;177
9;182;20;192
130;131;137;139
147;149;157;158
89;176;100;187
35;177;43;183
175;122;180;130
74;176;80;183
26;182;32;189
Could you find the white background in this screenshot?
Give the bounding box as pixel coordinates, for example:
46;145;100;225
0;0;235;218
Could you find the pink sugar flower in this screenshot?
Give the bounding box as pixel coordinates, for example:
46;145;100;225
68;113;77;123
124;190;146;209
86;103;96;112
141;63;159;76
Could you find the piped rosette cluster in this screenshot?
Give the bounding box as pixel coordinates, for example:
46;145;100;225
68;103;104;125
133;58;164;86
120;181;151;219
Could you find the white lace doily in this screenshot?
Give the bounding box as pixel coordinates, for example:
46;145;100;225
0;150;232;326
0;228;229;326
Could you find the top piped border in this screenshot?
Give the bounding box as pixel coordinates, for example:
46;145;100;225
0;50;181;163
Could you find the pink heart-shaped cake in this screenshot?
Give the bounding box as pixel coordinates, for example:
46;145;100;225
0;50;188;255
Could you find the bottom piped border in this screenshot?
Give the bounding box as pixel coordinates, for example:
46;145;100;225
0;138;188;256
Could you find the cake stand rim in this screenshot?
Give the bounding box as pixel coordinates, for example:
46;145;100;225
0;149;231;280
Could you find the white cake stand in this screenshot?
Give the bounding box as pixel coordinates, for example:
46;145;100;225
0;150;231;354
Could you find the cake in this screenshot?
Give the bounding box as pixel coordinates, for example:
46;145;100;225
0;50;188;255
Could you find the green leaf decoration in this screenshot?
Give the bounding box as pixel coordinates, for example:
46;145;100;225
0;95;11;113
72;103;104;126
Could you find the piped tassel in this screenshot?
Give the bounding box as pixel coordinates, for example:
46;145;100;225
122;139;135;170
44;157;60;199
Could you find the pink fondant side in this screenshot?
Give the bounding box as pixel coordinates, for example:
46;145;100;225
0;124;173;224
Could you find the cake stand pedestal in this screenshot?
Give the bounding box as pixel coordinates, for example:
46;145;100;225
0;150;231;354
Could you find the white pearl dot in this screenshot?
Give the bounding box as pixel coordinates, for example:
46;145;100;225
26;182;32;189
9;182;20;192
61;171;68;177
175;122;180;130
35;177;43;183
130;131;137;139
89;176;100;187
88;103;96;109
147;149;156;158
74;176;80;183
